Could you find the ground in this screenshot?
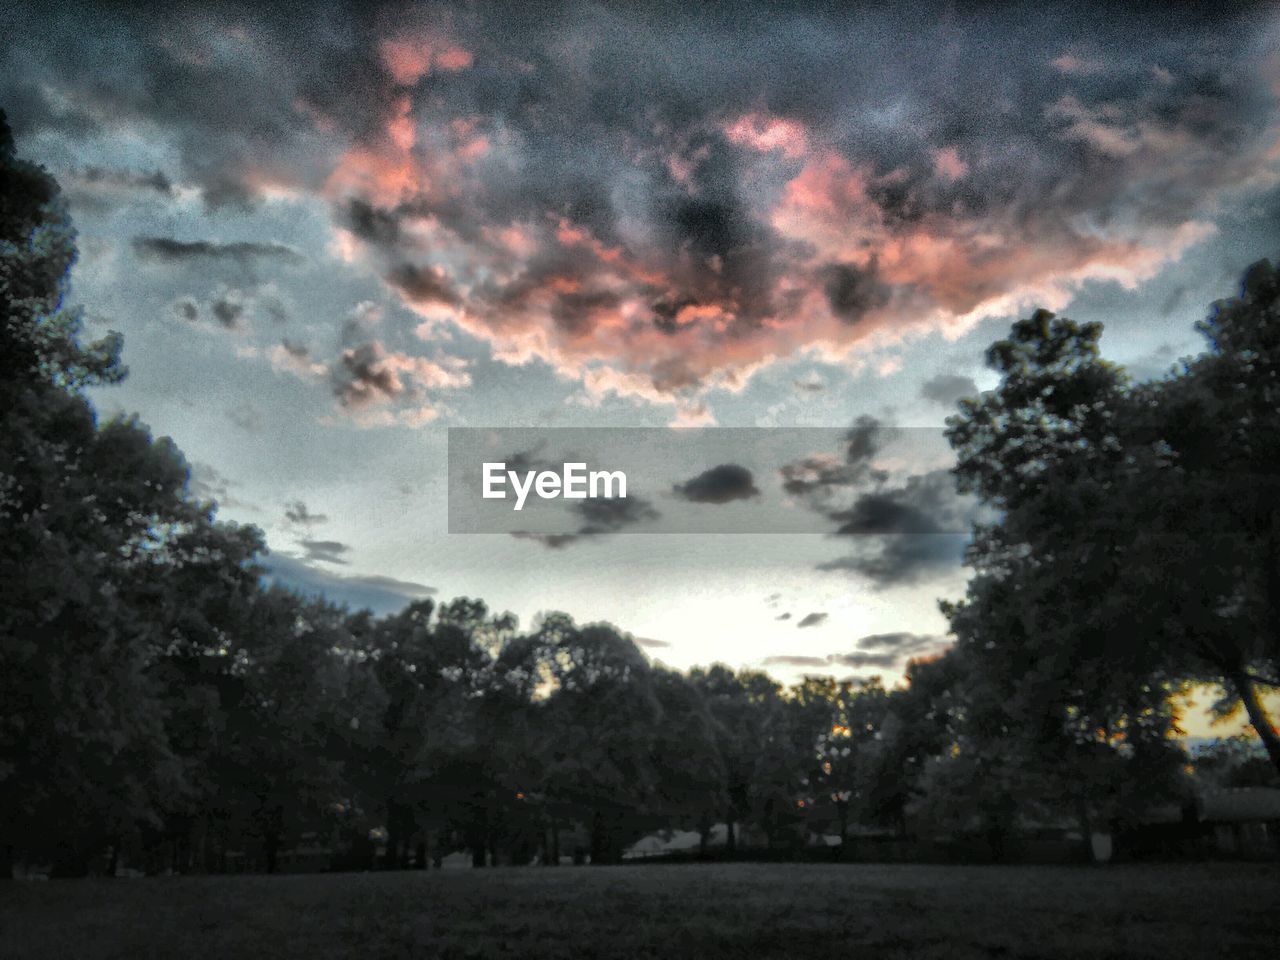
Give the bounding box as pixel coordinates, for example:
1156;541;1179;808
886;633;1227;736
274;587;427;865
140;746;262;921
5;862;1278;959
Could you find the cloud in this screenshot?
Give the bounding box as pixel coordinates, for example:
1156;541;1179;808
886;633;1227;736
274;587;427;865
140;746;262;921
386;262;460;307
818;469;974;588
71;166;172;195
227;403;265;432
796;612;828;628
1051;53;1106;76
270;339;327;378
263;554;435;615
284;500;328;526
780;417;888;498
827;651;899;669
669;404;717;429
188;461;255;512
330;340;470;424
761;655;831;668
576;495;661;535
820;259;891;325
920;373;979;406
173;298;199;322
4;3;1270;410
132;237;303;265
211;292;247;329
775;612;792;621
300;539;352;565
672;463;761;504
761;632;949;674
781;423;979;588
855;632;948;655
818;533;968;589
513;493;661;548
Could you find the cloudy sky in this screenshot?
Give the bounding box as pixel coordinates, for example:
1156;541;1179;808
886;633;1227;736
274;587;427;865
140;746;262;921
5;1;1280;690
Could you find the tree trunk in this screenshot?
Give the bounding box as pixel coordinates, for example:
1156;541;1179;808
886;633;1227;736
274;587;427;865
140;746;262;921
1233;670;1280;773
725;818;736;853
0;843;12;880
590;810;606;864
264;831;280;874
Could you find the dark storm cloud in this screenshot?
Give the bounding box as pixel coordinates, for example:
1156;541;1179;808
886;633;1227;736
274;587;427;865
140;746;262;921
796;612;828;628
343;197;403;247
820;260;891;325
551;288;623;337
920;373;979;406
4;1;1279;400
672;463;761;504
132;237;303;265
300;539;352;565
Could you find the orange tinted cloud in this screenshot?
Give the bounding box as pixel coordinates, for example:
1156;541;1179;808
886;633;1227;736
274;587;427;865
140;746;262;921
380;36;473;86
724;112;810;159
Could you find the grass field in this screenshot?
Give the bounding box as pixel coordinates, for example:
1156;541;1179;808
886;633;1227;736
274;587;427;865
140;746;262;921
5;862;1278;959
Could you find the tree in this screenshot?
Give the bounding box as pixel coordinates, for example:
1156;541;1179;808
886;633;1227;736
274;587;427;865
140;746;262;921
0;113;208;875
1145;260;1280;767
947;270;1280;776
942;309;1192;850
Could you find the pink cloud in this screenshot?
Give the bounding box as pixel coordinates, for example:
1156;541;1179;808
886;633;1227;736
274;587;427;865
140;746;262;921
380;36;473;86
724;112;809;159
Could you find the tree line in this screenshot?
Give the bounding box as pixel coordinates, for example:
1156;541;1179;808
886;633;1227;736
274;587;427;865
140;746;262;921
2;114;1278;878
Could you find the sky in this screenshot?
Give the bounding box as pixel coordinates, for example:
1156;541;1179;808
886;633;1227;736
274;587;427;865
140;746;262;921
4;1;1280;699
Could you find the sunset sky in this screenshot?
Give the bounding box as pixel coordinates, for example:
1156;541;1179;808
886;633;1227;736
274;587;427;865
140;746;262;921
4;2;1280;696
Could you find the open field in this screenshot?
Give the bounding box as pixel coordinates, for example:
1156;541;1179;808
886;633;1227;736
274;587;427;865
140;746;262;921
4;862;1278;960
